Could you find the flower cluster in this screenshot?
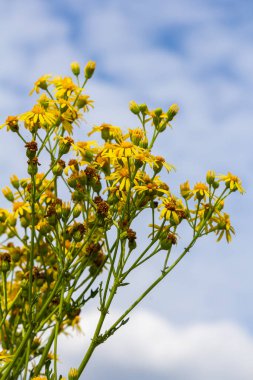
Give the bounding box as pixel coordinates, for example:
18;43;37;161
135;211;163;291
0;60;243;379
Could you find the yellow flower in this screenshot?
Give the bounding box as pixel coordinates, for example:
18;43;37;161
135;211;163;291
76;94;94;112
60;108;82;134
13;202;30;217
88;123;122;141
152;156;175;173
0;350;13;363
159;196;186;224
20;105;57;129
72;141;98;162
134;175;170;197
0;115;19;131
29;74;51;95
218;172;244;193
129;128;144;145
106;168;131;191
213;213;235;243
102;141;144;159
192;182;209;201
180;180;191;199
52;76;80;98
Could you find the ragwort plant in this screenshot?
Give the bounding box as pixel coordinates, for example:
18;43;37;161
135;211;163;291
0;60;244;380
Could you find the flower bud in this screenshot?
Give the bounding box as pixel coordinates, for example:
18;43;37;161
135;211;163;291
206;170;216;185
128;239;137;251
20;216;30;228
68;368;78;380
160;233;177;250
8;215;17;227
139;103;148;114
84;61;96;79
139;137;149;149
156;120;167;132
0;211;7;223
129;100;140;115
52;159;66;176
73;203;82;218
2;186;14;202
212;181;219;189
59;137;74;156
72;190;85;202
70;61;80;76
11;248;21;263
20;179;28;189
216;200;224;211
180;181;191;199
153;108;163;117
167;104;179;121
129;128;144;145
67;174;78;189
0;253;11;272
10;175;19;189
72;223;85;242
78;171;87;186
62;202;71;220
92;178;102;193
27;158;40;176
101;127;110;141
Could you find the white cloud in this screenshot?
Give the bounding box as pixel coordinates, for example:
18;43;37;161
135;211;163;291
58;309;253;380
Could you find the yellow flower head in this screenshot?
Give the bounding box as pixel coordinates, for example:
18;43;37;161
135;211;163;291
88;123;122;141
214;213;235;243
102;141;144;159
180;180;191;199
129;128;144;145
159;196;186;224
0;115;19;131
20;105;57;129
218;172;244;194
193;182;209;201
52;76;80;98
152;155;175;173
29;74;51;95
13;202;30;217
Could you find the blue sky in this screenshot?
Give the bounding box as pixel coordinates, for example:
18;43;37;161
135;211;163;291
1;0;253;379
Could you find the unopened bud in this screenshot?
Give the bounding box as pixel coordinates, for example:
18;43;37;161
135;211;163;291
10;175;19;189
167;104;179;121
0;253;11;272
73;203;82;218
206;170;216;185
59;137;74;156
84;61;96;79
129;100;140;115
70;61;80;76
153;108;163;117
139;103;148;114
68;368;78;380
180;181;191;200
2;186;14;202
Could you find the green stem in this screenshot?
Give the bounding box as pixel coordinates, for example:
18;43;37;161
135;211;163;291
77;281;118;378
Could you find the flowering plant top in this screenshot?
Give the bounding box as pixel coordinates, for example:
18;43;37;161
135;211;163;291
0;60;244;379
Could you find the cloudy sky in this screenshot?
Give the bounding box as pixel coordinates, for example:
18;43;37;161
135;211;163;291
1;0;253;379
